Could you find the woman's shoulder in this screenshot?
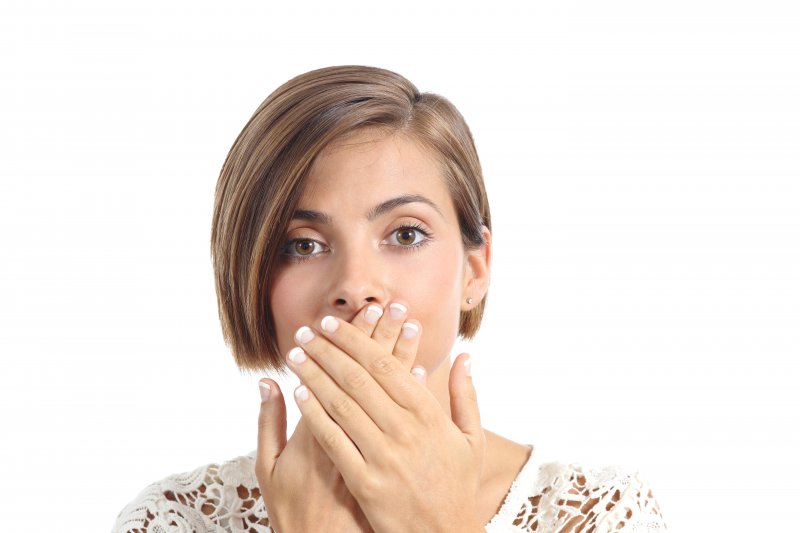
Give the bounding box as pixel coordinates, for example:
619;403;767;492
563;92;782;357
111;451;272;533
490;451;668;532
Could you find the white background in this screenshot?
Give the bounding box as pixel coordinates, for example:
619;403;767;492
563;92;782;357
2;1;798;531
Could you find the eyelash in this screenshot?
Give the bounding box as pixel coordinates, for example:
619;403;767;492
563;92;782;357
280;223;433;264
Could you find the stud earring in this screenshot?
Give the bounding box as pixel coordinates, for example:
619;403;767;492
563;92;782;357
466;297;473;305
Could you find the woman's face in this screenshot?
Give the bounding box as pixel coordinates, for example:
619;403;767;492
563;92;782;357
269;129;487;373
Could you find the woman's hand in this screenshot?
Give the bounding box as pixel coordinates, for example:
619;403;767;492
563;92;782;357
284;302;486;533
255;303;422;533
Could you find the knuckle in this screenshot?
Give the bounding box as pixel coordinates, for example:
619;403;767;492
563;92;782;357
257;411;270;431
343;368;370;391
321;430;341;453
369;356;398;376
330;396;355;418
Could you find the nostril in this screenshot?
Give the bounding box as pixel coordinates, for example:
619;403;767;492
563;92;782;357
333;296;380;308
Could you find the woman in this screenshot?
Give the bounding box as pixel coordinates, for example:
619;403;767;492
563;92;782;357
113;65;668;532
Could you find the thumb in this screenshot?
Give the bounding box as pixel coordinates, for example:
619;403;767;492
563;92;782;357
449;353;483;443
256;379;287;483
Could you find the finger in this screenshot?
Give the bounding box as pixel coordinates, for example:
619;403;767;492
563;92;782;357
448;353;484;447
285;343;388;443
256;379;287;483
348;303;385;337
293;383;367;487
359;301;419;372
370;301;409;353
393;318;422;371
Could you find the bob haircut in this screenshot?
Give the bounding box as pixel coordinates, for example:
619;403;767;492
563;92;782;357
211;65;491;373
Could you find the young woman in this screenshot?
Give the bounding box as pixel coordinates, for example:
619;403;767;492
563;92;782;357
113;65;668;532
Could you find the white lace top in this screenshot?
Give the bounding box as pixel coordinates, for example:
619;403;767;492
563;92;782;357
112;446;668;532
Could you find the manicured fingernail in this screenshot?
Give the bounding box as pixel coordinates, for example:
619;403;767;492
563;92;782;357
295;385;309;402
401;322;419;339
321;315;339;333
365;305;383;324
389;302;407;320
411;366;426;383
295;326;314;344
259;381;271;402
288;347;307;364
464;356;472;377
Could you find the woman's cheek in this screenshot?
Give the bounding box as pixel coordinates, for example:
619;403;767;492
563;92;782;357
403;250;463;371
270;269;314;354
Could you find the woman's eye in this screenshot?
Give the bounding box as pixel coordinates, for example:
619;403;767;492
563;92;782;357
390;225;430;247
395;228;419;245
294;240;316;255
282;239;325;261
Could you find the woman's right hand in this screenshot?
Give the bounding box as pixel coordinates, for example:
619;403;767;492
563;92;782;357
255;302;422;533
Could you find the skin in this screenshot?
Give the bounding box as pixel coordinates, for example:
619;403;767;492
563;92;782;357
255;128;529;532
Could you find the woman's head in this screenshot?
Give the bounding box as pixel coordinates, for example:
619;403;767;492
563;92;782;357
211;65;492;373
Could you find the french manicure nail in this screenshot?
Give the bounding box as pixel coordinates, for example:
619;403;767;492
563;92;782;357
259;381;271;402
295;326;314;344
288;347;307;364
401;322;419;339
464;356;472;377
365;305;383;324
411;366;426;383
389;302;407;320
295;385;309;402
321;315;339;333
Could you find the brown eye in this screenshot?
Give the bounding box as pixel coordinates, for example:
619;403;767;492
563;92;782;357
395;228;417;246
294;240;315;255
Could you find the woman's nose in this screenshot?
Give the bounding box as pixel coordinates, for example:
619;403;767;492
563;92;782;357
326;247;388;314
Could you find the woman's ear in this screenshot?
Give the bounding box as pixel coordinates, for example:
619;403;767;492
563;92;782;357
462;225;491;310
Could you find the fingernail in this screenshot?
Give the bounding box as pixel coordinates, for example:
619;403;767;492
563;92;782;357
389;302;407;320
295;385;309;402
288;347;307;364
464;356;472;377
259;381;271;402
365;305;383;324
401;322;419;339
295;326;314;344
411;366;426;383
321;315;339;333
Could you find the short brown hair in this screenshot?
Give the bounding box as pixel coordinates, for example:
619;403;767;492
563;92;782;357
211;65;491;373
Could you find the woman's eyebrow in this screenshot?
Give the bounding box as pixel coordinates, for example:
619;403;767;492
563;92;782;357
291;194;444;224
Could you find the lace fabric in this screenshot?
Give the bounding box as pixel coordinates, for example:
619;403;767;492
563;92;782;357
489;460;668;532
112;447;667;532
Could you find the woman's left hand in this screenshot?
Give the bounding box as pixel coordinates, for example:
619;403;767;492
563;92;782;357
285;305;486;533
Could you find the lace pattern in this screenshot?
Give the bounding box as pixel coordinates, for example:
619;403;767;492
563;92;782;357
501;462;667;532
112;455;271;532
112;449;667;532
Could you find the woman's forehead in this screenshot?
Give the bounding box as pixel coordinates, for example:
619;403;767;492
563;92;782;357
299;132;453;215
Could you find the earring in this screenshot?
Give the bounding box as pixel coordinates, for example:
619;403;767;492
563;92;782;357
466;297;473;305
